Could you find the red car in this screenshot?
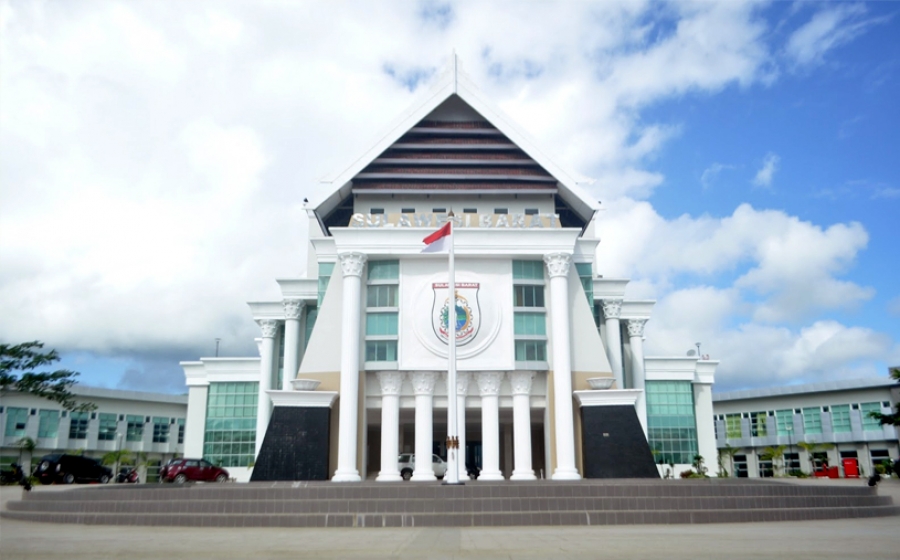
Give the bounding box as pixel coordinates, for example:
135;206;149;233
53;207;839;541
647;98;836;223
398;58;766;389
159;458;229;483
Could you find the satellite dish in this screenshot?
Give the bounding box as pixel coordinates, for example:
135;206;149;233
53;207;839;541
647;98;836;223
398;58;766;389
686;350;696;357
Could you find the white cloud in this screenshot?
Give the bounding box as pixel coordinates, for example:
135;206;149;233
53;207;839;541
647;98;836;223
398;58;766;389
752;152;780;187
785;4;881;69
0;1;893;391
700;163;735;190
596;201;873;322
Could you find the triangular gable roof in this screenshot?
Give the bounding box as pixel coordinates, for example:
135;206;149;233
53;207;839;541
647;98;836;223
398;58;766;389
310;56;599;223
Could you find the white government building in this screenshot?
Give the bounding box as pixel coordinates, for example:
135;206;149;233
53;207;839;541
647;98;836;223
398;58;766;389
180;60;719;483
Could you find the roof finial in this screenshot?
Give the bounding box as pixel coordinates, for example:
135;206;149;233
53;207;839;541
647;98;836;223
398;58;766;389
452;49;458;92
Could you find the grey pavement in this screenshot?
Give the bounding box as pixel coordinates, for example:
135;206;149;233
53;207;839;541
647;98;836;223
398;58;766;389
2;478;899;560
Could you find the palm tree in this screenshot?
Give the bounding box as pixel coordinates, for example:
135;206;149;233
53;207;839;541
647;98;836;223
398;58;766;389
15;437;37;470
718;444;741;478
760;445;787;477
130;451;149;483
101;449;133;479
797;441;833;474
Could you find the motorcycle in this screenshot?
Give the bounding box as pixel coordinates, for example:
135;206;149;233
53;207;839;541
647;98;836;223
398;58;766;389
1;463;32;491
116;467;140;484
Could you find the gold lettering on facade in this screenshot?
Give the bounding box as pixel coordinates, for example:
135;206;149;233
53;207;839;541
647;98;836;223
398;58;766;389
348;213;562;229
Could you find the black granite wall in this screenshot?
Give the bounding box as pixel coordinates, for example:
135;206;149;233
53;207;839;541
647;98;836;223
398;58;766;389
250;407;331;481
581;405;659;479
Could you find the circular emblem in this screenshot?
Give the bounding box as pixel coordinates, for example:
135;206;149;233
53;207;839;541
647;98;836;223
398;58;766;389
438;292;476;345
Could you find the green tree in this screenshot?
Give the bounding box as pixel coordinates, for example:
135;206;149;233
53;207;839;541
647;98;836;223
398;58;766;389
718;444;741;478
868;367;899;426
692;454;708;477
0;341;94;411
760;444;787;477
15;437;37;463
102;449;134;479
797;441;833;473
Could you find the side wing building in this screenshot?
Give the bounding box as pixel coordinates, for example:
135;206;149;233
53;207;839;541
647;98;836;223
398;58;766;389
181;60;719;482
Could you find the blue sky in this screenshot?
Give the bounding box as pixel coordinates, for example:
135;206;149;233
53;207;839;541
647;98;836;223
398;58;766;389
643;1;899;346
1;1;898;394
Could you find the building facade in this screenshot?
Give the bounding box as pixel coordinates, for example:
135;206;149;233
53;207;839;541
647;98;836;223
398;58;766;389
181;60;718;483
713;377;899;478
0;386;187;481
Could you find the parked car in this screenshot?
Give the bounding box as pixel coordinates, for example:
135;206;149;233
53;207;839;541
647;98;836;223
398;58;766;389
159;458;229;483
398;453;447;480
34;454;113;485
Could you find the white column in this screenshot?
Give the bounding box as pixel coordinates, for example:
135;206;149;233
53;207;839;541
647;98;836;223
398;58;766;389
254;319;278;457
282;299;304;387
509;371;536;480
410;371;439;481
333;252;367;482
477;371;505;481
693;381;717;475
455;372;471;480
544;252;581;480
627;319;648;437
376;371;404;482
601;299;624;389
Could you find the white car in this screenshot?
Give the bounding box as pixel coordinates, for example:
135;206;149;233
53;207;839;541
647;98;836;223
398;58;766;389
398;453;447;480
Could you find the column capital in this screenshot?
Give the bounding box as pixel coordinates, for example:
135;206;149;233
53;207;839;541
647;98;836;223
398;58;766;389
444;370;472;396
543;252;572;278
455;371;471;396
377;371;405;396
257;319;279;338
339;252;367;277
508;371;535;396
601;298;623;319
626;318;647;338
283;299;305;320
409;371;439;396
476;371;504;396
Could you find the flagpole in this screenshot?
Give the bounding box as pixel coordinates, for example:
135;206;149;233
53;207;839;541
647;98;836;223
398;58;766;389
444;219;462;485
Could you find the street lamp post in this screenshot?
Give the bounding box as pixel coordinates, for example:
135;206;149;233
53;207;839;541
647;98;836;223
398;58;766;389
116;432;123;482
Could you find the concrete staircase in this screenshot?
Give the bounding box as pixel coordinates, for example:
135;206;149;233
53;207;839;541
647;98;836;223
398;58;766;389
3;479;898;528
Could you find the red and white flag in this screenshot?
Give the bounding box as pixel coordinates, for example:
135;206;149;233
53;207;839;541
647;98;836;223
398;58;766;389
421;221;452;253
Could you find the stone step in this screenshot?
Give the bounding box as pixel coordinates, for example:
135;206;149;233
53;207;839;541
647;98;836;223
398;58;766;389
6;495;894;514
15;480;882;501
3;505;899;527
4;480;897;527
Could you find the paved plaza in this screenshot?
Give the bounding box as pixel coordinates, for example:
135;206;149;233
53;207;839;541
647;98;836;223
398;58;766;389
2;479;899;560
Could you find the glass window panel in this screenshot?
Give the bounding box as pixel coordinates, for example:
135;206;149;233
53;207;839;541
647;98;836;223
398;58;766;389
831;404;851;433
860;402;883;431
367;285;398;308
750;412;767;437
802;407;823;434
645;381;698;464
367;260;399;280
98;413;118;441
513;285;545;307
366;312;399;336
68;411;89;439
317;263;335;306
365;340;398;362
303;305;318;353
514;312;546;335
775;409;794;436
37;410;60;438
512;260;544;280
514;340;546;361
202;382;258;468
5;407;29;437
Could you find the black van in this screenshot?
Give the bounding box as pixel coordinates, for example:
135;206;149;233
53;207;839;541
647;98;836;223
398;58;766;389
34;454;113;484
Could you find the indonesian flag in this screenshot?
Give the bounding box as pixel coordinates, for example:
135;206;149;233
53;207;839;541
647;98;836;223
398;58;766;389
421;221;452;253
